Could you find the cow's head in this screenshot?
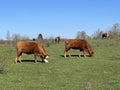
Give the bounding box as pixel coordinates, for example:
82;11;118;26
38;44;49;63
88;48;94;57
43;55;49;63
87;45;94;57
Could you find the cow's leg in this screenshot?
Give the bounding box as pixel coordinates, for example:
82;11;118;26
57;39;59;44
79;51;81;57
79;54;80;57
15;56;18;64
19;56;22;63
68;50;71;57
34;54;37;63
83;50;86;58
64;50;71;58
64;51;70;58
64;51;67;58
64;48;71;58
15;52;22;64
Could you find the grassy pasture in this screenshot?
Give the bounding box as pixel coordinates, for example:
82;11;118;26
0;39;120;90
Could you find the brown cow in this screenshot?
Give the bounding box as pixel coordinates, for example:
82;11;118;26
15;41;49;64
64;39;94;58
55;36;60;44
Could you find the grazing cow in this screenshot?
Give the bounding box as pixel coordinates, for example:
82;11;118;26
102;33;107;39
55;36;60;44
64;39;94;58
15;41;49;64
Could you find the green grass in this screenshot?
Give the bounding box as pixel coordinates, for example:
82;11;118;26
0;39;120;90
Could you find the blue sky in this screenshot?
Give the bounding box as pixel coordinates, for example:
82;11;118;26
0;0;120;39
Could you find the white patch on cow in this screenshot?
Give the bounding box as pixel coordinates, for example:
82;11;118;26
45;56;49;59
44;59;48;63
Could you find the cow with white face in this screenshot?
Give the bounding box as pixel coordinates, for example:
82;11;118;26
15;41;49;64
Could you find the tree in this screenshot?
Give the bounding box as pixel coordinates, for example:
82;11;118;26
92;28;103;39
37;33;43;42
21;35;30;41
12;34;21;42
6;31;10;40
76;31;87;39
108;23;120;38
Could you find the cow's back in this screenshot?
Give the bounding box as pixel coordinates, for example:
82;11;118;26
16;41;38;53
65;39;88;49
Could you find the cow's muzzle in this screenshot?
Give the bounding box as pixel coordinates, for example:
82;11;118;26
44;56;49;63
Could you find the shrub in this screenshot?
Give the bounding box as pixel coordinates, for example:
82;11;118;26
0;57;6;74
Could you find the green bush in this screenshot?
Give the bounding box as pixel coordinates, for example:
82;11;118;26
0;57;6;74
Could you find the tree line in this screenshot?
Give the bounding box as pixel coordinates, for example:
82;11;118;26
76;23;120;39
1;23;120;42
3;32;43;42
